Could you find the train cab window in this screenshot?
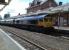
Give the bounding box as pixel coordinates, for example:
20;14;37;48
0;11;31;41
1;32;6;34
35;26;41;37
44;18;48;21
39;18;43;21
44;17;52;21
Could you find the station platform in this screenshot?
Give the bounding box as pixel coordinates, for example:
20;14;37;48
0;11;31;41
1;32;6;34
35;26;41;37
0;29;26;50
54;26;69;30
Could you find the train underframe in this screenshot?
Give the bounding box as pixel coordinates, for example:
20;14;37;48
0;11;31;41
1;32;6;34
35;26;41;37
0;23;54;33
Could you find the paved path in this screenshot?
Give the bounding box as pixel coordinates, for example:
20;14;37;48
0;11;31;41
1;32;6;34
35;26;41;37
0;28;26;50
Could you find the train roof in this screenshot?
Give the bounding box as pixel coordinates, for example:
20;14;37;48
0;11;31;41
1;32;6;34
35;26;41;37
15;14;47;20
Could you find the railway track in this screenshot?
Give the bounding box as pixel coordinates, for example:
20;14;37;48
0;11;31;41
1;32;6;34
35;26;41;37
0;26;59;50
0;26;46;50
3;25;68;37
0;26;69;50
7;31;47;50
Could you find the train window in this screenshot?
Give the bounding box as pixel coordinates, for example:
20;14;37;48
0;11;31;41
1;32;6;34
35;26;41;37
29;20;38;24
39;18;43;21
16;20;20;24
44;18;48;21
13;19;15;22
13;19;15;24
21;20;23;22
21;20;23;23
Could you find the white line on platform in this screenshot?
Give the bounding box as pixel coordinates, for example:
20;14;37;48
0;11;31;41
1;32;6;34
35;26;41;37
0;29;26;50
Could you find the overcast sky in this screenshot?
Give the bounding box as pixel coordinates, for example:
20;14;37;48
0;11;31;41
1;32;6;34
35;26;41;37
0;0;69;17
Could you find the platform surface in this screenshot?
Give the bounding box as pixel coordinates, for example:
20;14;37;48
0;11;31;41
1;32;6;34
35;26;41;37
0;29;26;50
54;26;69;30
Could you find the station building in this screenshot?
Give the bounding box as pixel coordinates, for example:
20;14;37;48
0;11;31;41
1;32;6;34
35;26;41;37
27;0;58;13
27;0;69;27
50;4;69;27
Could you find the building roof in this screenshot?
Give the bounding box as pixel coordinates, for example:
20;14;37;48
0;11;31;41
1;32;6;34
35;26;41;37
6;3;69;19
27;3;69;15
27;0;58;13
51;3;69;13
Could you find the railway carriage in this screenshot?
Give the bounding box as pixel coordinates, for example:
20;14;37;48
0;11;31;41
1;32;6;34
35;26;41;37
0;14;54;31
14;14;54;29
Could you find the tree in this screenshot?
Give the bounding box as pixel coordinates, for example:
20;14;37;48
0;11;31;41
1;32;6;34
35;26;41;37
0;15;2;20
4;13;10;19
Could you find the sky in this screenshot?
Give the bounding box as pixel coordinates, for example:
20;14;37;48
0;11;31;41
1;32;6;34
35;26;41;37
0;0;69;18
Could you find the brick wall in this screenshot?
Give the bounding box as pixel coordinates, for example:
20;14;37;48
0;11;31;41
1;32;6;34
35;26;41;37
27;0;58;13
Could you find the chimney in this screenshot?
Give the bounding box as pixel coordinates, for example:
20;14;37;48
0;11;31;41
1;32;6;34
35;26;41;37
59;2;62;6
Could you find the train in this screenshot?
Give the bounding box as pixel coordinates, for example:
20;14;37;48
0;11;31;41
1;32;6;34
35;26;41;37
0;14;54;32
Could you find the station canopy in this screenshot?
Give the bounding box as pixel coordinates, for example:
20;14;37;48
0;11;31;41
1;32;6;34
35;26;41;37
0;0;11;12
0;0;10;5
